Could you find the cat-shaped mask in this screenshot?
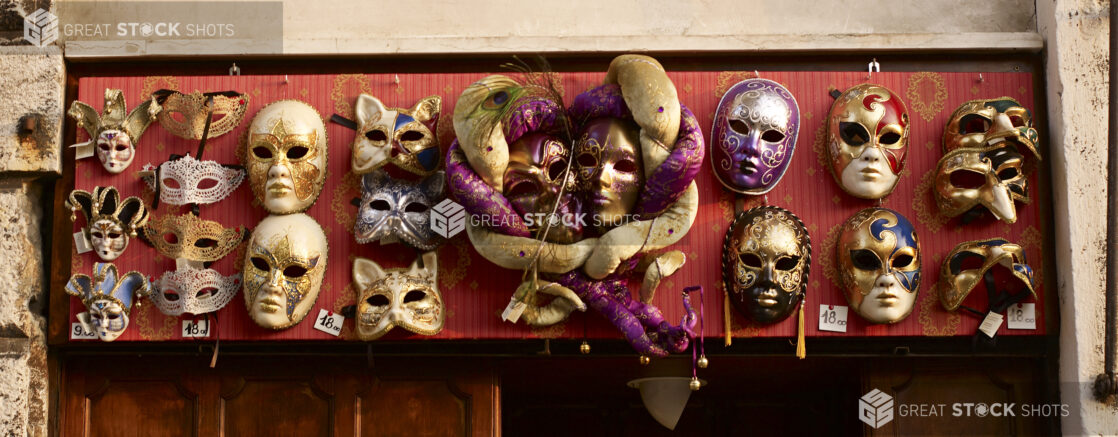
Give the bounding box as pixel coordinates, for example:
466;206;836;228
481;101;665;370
352;94;442;176
352;252;443;340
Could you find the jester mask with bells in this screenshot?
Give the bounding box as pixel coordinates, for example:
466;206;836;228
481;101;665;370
355;169;446;250
935;98;1041;224
68;89;159;174
68;186;150;262
711;79;800;195
825;84;910;200
938;238;1036;315
245;100;328;215
243;214;328;330
837;208;922;324
151;90;249;141
352;252;443;341
66;263;151;342
722;206;810;324
152;259;241;317
142;213;246;263
351;94;442;176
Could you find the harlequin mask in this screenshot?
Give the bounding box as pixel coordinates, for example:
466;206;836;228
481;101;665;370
152;90;248;140
68;89;159;174
65;263;150;342
935;98;1040;224
355;169;446;250
504;132;583;243
68;186;150;261
352;94;442;176
837;208;921;324
938;238;1036;313
152;260;241;316
142;213;246;262
243;213;328;329
722;206;810;324
711;79;800;194
245;100;328;214
140;154;245;207
826;84;909;199
574;117;643;230
352;251;443;340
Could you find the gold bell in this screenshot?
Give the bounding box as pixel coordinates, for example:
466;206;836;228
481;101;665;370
639;355;650;366
579;341;590;354
689;377;701;391
697;355;709;369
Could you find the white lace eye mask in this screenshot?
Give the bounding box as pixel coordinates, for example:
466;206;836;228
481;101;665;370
153;261;241;316
142;154;245;206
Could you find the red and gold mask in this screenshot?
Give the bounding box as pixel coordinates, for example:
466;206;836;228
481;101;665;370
825;84;909;200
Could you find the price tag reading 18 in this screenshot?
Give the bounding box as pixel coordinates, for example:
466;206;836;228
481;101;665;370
1006;303;1037;330
182;319;210;338
818;305;849;333
70;322;97;340
313;309;344;337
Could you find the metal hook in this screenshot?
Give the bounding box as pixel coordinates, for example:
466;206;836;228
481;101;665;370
228;63;240;76
283;74;289;84
754;70;760;78
394;74;400;85
866;58;880;80
978;73;985;83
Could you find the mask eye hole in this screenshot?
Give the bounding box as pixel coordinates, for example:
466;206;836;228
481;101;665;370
162;178;181;189
98;144;111;151
106;313;121;320
366;130;388;142
196;287;216;299
196;178;219;190
613;159;638;173
107;232;122;239
91;231;104;239
114;144;129;152
366;295;390;307
729;120;751;136
960;114;991;134
891;254;915;269
850;249;882;270
774;256;800;271
997;168;1020;180
576;152;597;169
739;253;762;268
839;122;870;146
286;146;309;159
547;159;568;181
505;180;538;198
194;238;217;248
761;130;785;143
162;290;180;301
951;252;987;274
369;199;391;211
169;112;187;122
163;233;179;244
252;146;273;159
282;265;307;277
403;290;427;303
404;202;429;213
250;257;270;271
950;170;987;189
400;130;425;142
879;132;901;145
1009;115;1026;127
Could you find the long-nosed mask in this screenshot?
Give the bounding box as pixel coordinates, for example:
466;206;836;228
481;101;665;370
352;252;443;341
722;206;810;324
837;208;921;324
711;79;800;194
826;84;909;200
243;214;328;330
245;100;328;214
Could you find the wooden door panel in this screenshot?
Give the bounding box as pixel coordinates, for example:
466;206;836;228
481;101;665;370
220;378;333;437
85;379;197;437
359;380;469;437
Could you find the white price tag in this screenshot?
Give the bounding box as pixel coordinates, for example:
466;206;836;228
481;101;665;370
501;298;527;323
181;319;210;338
978;312;1004;338
818;305;849;333
1006;303;1036;330
73;231;92;254
70;322;96;340
313;309;344;336
71;141;94;159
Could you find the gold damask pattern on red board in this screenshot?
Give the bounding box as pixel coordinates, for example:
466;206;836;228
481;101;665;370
905;72;948;122
917;255;960;336
713;71;760;98
330;74;373;119
330;171;361;234
134;298;177;341
912;168;951;233
140;76;180;99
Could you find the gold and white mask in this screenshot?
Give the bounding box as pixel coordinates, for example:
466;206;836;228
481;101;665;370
245;100;328;214
351;94;441;176
68;89;159;174
68;186;149;261
825;84;910;200
352;251;443;340
243;213;328;330
837;208;921;324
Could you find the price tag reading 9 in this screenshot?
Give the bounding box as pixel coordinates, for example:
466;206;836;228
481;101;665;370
313;309;344;337
181;319;211;338
70;322;97;340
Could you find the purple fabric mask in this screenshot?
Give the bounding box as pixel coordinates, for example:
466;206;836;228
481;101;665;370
711;79;800;195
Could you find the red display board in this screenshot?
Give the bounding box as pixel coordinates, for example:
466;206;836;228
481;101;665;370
68;71;1046;342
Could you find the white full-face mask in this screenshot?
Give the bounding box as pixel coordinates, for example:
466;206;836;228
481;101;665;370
243;213;328;329
244;100;328;214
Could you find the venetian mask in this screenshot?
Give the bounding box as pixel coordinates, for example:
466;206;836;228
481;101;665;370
352;251;444;340
68;89;159;174
65;263;150;342
711;79;800;194
152;90;249;140
68;186;149;261
243;213;328;330
152;259;241;316
355;169;446;250
245;100;328;214
837;208;921;324
825;84;909;199
938;238;1036;313
141;154;245;207
503;132;583;243
142;213;246;262
723;206;810;324
352;94;442;176
935;98;1041;224
575;117;644;230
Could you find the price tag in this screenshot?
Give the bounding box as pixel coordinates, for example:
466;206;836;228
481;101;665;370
978;312;1004;338
71;141;94;159
313;309;343;336
818;305;848;333
73;231;92;254
181;319;210;338
501;298;527;323
70;322;96;340
1006;303;1036;330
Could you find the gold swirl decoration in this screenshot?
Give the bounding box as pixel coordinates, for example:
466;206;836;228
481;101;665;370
811;116;830;177
911;168;951;233
330;171;361;234
140;76;180;99
818;222;844;289
439;239;471;290
714;71;760;98
918;254;960;336
1017;225;1045;288
330;74;373;120
905;72;948;122
134;298;177;341
530;320;568;339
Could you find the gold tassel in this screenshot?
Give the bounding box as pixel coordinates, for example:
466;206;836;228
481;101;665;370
795;301;806;359
723;291;732;347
